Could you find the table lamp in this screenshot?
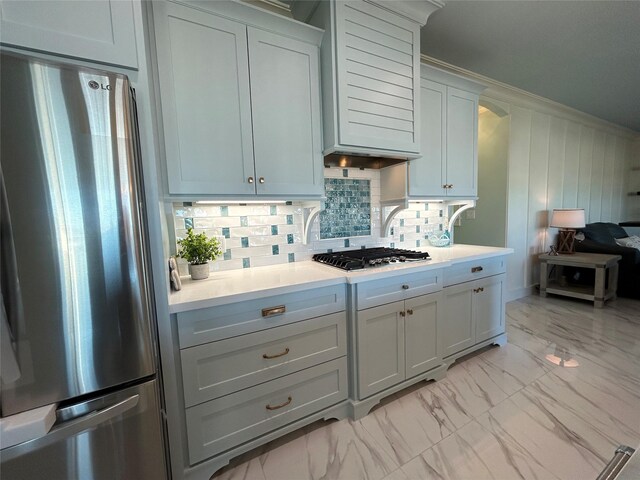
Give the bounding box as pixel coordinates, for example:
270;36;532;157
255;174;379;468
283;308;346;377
549;208;586;254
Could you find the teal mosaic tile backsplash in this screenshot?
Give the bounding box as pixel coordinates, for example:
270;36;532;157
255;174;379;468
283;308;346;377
320;177;371;239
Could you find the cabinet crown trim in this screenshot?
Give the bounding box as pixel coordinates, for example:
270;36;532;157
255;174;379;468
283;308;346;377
420;63;486;95
172;0;324;45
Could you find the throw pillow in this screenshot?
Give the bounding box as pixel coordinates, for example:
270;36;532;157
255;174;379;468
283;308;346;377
615;236;640;250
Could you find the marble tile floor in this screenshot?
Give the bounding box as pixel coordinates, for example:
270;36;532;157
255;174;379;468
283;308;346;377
213;295;640;480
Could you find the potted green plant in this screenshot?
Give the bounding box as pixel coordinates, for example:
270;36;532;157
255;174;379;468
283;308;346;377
177;228;222;280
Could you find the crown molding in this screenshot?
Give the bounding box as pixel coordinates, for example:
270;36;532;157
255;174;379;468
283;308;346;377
370;0;444;26
421;54;640;139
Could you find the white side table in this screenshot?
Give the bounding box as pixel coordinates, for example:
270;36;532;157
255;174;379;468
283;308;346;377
539;252;621;308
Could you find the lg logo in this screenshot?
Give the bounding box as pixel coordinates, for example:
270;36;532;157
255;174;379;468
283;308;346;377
88;80;112;91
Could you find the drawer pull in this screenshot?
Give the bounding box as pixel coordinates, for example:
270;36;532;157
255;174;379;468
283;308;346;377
266;396;292;411
406;309;414;315
473;287;485;293
262;347;290;360
262;305;286;317
471;266;483;273
402;284;410;290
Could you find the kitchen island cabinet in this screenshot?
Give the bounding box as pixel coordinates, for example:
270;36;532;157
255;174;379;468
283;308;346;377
152;0;323;198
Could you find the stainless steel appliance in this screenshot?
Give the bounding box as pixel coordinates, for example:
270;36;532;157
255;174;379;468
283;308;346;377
312;247;431;270
0;52;166;479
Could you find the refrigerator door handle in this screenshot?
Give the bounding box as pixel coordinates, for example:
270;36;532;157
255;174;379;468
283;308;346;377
0;168;21;384
0;296;20;383
1;394;139;461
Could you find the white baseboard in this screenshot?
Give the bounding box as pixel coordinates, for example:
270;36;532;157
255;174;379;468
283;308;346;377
506;285;537;303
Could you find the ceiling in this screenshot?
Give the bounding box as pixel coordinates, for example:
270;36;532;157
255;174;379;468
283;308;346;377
421;1;640;132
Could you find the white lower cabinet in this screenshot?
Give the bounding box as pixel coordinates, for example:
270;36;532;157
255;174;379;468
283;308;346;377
441;273;506;358
357;291;442;399
177;287;348;474
186;357;347;464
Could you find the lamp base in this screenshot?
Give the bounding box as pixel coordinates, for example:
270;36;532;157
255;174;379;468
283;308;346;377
557;229;577;254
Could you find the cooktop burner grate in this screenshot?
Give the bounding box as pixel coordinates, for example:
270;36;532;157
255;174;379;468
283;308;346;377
312;247;430;271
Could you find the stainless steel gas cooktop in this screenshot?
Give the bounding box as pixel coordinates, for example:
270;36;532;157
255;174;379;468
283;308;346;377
312;247;431;271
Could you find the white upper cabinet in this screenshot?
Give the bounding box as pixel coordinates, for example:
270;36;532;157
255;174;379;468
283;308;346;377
408;64;485;198
302;0;442;159
247;28;323;196
154;2;255;195
0;0;138;68
153;1;324;197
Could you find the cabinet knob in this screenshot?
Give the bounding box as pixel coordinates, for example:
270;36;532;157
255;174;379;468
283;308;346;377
399;311;406;317
449;184;454;189
402;284;409;290
259;177;265;184
407;309;414;315
248;176;254;184
442;184;448;189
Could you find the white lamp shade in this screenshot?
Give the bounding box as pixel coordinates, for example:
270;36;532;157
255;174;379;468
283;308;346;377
549;209;586;229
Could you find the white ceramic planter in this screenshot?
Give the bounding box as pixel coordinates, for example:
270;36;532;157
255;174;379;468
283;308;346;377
189;263;209;280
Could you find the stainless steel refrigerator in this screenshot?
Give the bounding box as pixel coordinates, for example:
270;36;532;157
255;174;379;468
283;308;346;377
0;52;167;479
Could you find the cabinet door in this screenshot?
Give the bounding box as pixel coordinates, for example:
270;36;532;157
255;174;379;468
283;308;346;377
441;282;474;357
410;78;446;196
405;293;442;378
0;0;138;68
357;301;405;399
335;0;420;153
154;2;255;195
474;274;506;343
446;87;478;197
247;28;323;196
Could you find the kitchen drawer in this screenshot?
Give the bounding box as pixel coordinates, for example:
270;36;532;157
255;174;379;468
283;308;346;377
181;312;347;407
177;285;346;348
443;256;506;287
185;357;348;464
355;269;442;310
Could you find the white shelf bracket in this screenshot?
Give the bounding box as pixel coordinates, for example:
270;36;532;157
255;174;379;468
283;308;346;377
381;200;408;237
446;200;476;245
302;201;324;245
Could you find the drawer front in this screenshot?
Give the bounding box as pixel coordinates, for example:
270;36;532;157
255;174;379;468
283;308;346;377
443;256;506;287
356;269;442;310
181;312;347;406
185;357;348;464
177;285;346;348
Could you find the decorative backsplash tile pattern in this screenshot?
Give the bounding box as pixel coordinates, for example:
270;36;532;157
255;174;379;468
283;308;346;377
172;167;448;274
320;177;371;239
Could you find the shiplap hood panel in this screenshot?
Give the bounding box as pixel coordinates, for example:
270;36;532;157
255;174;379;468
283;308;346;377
294;0;443;161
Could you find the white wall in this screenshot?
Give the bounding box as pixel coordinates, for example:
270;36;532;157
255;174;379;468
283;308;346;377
494;97;636;300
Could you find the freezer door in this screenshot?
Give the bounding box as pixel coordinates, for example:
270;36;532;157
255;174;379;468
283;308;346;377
0;52;155;415
0;379;166;480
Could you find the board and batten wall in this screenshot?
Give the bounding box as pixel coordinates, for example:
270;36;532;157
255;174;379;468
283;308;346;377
476;88;638;301
421;56;639;301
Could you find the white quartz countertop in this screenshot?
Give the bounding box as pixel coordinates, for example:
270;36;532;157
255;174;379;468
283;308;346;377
169;244;513;313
